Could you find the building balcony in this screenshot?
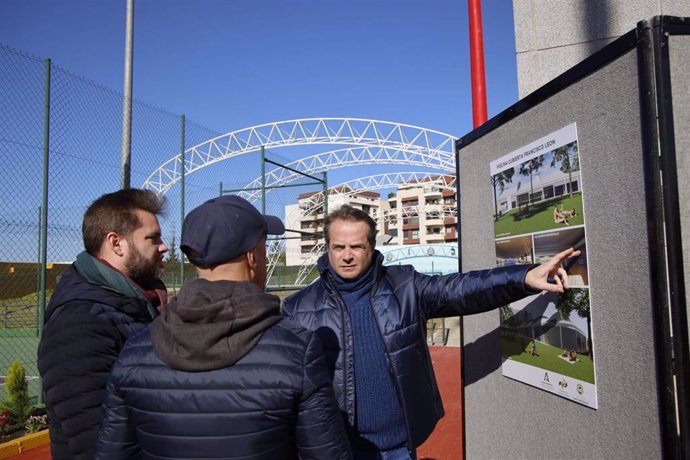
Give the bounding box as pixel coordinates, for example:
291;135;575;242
426;233;446;242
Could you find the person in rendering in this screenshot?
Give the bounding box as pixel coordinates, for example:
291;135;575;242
553;204;570;225
95;195;351;460
37;189;168;460
282;205;580;459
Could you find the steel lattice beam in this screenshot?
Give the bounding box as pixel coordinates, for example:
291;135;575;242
142;118;457;194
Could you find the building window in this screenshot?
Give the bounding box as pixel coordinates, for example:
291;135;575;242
412;230;419;239
445;227;453;234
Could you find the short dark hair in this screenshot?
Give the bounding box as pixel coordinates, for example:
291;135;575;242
82;189;165;256
324;205;377;247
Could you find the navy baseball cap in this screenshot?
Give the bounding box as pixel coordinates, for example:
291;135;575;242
180;195;285;267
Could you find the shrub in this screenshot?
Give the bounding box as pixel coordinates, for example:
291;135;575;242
25;414;48;433
0;408;10;436
4;361;31;425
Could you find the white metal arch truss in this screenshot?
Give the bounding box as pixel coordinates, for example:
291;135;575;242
381;244;458;265
239;146;453;202
286;172;457;286
142;118;457;194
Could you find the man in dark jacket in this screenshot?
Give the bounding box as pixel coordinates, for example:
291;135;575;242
282;205;580;459
37;189;168;460
95;195;351;460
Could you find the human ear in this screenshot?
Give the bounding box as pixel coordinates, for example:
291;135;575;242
245;249;257;280
105;232;125;257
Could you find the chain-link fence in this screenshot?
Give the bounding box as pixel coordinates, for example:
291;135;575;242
0;43;234;403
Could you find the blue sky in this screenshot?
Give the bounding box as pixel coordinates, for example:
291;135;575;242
1;0;518;136
1;0;520;261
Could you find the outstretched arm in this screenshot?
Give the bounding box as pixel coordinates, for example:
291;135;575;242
524;248;581;293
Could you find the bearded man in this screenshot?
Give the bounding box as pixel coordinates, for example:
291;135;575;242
38;188;168;460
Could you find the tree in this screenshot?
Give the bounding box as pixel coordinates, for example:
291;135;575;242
4;361;31;425
490;168;515;221
556;289;592;358
518;155;544;208
550;142;580;198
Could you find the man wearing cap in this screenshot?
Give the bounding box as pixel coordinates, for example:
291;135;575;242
95;195;351;460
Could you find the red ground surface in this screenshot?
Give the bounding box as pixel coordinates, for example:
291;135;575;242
9;346;462;460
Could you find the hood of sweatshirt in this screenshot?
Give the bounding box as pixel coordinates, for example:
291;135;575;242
151;278;281;372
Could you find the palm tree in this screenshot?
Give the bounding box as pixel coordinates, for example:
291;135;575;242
490;168;515;221
550;142;580;198
518;155;544;208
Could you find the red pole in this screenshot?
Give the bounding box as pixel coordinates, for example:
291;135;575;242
468;0;488;128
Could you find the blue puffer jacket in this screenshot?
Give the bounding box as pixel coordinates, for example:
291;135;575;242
37;256;158;460
95;279;351;460
282;251;535;450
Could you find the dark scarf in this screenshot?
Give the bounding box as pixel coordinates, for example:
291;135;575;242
73;251;160;319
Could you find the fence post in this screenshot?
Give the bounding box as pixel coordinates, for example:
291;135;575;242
37;58;51;405
180;114;185;285
261;145;266;214
322;172;328;217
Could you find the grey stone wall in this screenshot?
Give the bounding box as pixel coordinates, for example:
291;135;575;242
513;0;690;97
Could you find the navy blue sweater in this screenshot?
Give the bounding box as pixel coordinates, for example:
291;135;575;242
333;265;407;450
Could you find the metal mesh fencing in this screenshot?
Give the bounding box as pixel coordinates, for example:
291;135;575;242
0;43;227;403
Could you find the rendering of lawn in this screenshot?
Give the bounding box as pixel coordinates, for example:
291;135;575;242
495;193;584;238
501;330;595;384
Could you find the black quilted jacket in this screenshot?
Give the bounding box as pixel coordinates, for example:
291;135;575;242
282;251;535;451
37;264;155;460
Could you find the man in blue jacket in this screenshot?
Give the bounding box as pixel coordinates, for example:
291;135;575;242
282;205;580;459
95;195;351;460
38;189;168;460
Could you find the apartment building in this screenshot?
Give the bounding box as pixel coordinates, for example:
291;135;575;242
284;187;383;266
384;175;457;245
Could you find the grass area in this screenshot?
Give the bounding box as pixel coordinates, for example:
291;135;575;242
495;193;584;238
0;290;54;329
0;334;41;404
501;330;595;384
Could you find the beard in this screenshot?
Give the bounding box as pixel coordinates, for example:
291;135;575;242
125;243;162;287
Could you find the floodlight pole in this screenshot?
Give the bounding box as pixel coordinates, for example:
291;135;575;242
120;0;134;189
